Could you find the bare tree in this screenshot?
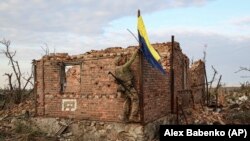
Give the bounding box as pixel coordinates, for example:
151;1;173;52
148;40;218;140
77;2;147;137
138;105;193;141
209;65;218;89
206;65;218;105
235;67;250;73
214;75;222;109
235;67;250;78
4;73;13;91
40;43;50;55
0;39;33;104
203;44;210;105
203;44;207;63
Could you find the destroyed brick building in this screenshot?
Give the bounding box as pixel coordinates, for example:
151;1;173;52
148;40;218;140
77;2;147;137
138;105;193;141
190;60;206;103
33;40;205;140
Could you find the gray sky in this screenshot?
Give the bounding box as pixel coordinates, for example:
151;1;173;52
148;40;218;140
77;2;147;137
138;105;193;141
0;0;250;88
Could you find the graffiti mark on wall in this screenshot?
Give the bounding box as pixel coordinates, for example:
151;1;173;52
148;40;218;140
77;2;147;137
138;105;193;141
62;99;77;111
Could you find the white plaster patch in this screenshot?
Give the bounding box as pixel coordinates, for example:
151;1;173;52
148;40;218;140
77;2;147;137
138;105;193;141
62;99;77;111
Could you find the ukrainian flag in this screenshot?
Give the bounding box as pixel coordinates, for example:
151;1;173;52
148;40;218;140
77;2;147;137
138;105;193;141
137;13;166;74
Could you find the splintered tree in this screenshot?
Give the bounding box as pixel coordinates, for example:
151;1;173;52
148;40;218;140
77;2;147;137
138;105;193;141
207;65;222;108
203;45;209;105
0;39;33;104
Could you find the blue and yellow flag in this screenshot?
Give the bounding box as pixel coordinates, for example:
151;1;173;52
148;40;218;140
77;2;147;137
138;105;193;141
137;14;166;74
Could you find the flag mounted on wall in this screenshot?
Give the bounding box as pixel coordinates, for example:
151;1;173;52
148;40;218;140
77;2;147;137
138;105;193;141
137;10;166;74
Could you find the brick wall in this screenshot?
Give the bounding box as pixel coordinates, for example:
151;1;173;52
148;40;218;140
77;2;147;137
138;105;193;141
35;48;141;122
190;60;205;103
140;42;194;122
34;41;200;123
142;55;169;123
153;42;191;111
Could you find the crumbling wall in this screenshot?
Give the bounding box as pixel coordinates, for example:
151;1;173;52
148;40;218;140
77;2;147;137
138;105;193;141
139;42;191;122
169;43;191;109
35;47;143;122
36;57;62;116
154;42;191;110
142;54;169;123
190;60;205;103
35;41;194;123
141;43;171;123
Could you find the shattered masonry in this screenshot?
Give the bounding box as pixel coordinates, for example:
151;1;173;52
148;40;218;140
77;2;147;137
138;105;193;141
190;60;206;103
33;41;205;140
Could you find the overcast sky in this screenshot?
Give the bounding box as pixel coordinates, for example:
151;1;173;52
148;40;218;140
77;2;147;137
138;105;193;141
0;0;250;88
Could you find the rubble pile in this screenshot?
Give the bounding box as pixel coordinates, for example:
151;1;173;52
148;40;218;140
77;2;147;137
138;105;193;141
222;91;250;124
0;118;58;141
0;100;35;118
183;88;250;125
0;100;37;140
183;104;225;125
224;91;249;106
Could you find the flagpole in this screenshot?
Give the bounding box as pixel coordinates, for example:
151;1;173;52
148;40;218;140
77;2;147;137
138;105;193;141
138;9;144;124
170;35;175;114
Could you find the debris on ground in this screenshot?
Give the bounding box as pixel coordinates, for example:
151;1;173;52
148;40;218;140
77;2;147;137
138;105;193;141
180;104;225;125
0;87;249;140
222;91;250;124
0;100;35;118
